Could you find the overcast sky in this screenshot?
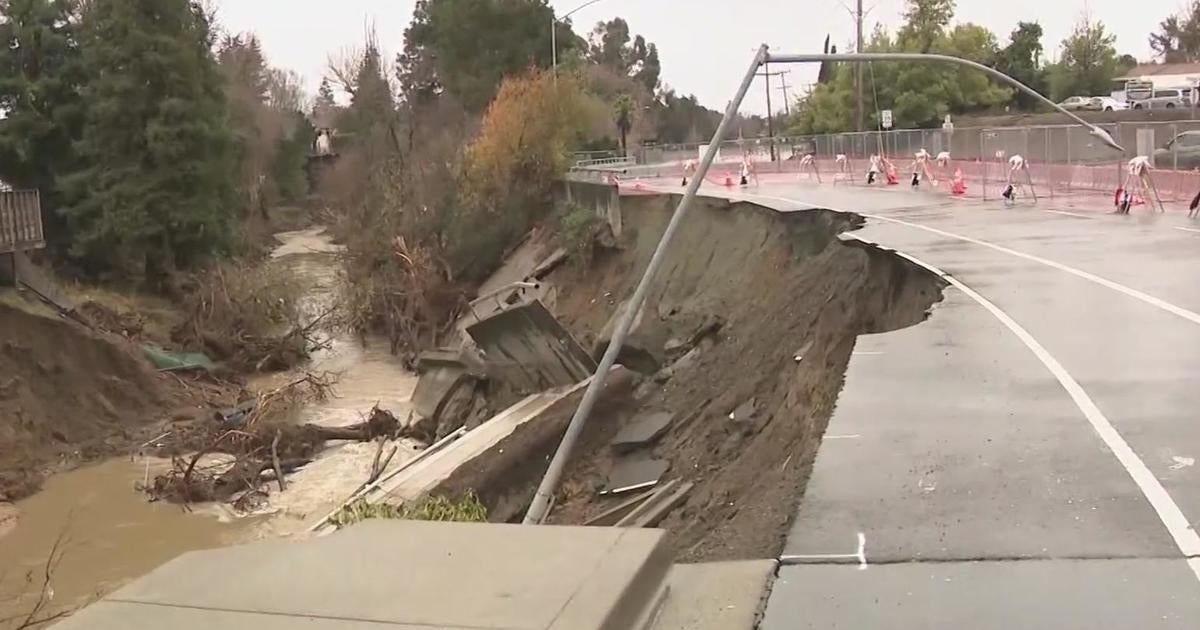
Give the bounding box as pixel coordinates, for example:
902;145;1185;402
212;0;1184;115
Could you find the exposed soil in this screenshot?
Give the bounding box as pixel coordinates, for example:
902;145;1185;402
541;194;944;562
0;298;200;502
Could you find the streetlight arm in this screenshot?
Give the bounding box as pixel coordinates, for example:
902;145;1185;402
562;0;606;20
764;51;1125;154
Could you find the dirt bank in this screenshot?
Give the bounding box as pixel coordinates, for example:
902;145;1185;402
541;194;944;561
0;299;177;501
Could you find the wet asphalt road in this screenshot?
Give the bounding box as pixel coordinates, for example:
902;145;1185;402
675;181;1200;628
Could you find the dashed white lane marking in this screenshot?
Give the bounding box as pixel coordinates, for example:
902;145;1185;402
1044;209;1094;219
852;351;886;355
780;532;868;570
842;232;1200;585
741;191;1200;327
1176;226;1200;234
824;434;862;440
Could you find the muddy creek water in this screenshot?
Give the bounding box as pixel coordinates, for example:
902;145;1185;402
0;227;417;621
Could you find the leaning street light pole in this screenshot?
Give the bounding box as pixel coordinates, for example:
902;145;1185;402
522;46;1123;526
766;51;1126;153
522;44;770;524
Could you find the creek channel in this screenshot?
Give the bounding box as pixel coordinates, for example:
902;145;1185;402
0;227;418;621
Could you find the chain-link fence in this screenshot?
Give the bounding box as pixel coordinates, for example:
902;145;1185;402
632;120;1200;203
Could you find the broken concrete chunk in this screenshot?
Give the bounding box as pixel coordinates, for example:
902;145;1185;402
601;456;669;496
610;412;674;453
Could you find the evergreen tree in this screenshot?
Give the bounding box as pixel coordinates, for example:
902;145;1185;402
59;0;235;282
343;42;395;140
0;0;85;246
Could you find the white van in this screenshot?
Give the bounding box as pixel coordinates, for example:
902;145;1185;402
1130;88;1189;109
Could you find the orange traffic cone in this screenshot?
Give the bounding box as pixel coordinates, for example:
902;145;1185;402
951;169;967;195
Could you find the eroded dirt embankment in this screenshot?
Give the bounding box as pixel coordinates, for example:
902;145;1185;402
0;302;174;501
538;194;944;561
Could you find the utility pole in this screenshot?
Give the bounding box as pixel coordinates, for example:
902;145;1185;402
757;67;788;161
777;71;793;117
855;0;865;132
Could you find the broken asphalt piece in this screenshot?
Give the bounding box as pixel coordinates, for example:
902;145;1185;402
601;456;669;496
610;412;674;453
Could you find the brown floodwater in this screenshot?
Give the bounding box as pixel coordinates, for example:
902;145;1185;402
0;459;244;622
0;226;418;622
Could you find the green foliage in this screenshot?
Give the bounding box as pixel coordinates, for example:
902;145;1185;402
899;0;955;52
58;0;236;283
587;18;660;93
398;0;569;112
1047;19;1119;102
613;93;634;155
343;40;396;141
1151;1;1200;62
655;90;719;143
791;20;1010;133
272;113;314;203
329;491;488;529
995;22;1047;109
0;0;85;247
558;202;601;265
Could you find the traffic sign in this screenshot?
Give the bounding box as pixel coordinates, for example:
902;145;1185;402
881;109;893;130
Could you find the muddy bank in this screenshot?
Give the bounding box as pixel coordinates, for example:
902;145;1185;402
538;194;943;561
0;300;176;502
0;227;420;623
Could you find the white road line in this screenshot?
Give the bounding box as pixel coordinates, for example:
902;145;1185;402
843;232;1200;584
742;191;1200;327
852;351;886;355
825;434;862;440
1176;226;1200;234
1044;209;1094;219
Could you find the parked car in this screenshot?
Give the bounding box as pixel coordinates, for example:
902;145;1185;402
1058;96;1092;111
1130;88;1189;109
1090;97;1129;112
1153;130;1200;169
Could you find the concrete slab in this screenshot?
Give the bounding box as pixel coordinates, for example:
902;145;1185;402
410;349;470;421
603;457;669;496
382;383;585;504
610;411;673;452
467;300;596;393
57;520;673;630
762;559;1200;629
652;560;776;630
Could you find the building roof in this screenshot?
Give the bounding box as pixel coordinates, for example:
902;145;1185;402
1116;62;1200;80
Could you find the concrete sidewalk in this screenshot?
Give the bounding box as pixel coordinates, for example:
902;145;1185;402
54;519;776;630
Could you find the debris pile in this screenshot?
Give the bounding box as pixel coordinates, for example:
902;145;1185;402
142;374;415;510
